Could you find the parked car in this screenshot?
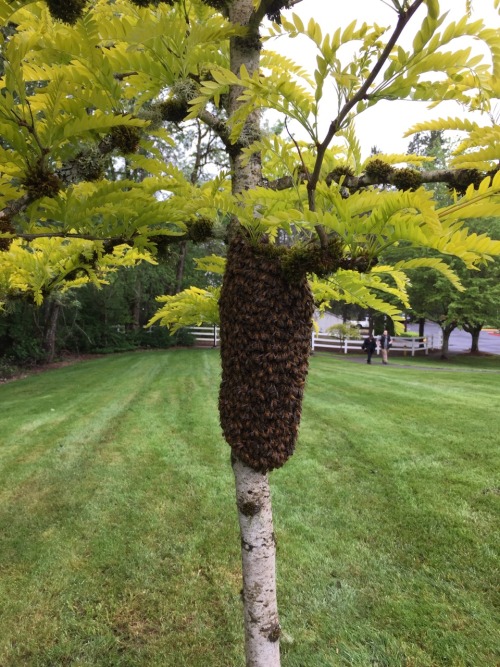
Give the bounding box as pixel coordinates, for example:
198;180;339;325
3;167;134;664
349;318;370;329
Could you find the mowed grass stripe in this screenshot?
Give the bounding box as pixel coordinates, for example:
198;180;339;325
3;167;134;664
276;355;499;666
0;351;243;667
0;350;498;666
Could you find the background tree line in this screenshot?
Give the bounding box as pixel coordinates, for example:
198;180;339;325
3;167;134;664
2;128;499;371
0;239;227;370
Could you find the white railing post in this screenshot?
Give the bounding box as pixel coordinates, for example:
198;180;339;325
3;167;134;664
311;332;315;352
411;337;415;356
344;338;348;354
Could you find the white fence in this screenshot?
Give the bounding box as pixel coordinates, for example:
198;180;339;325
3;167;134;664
187;326;433;356
311;333;433;356
187;325;219;347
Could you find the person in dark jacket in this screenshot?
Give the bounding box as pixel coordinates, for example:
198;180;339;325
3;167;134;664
379;329;392;364
361;333;377;364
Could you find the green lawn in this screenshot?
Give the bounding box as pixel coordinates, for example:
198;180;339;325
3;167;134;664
0;350;498;667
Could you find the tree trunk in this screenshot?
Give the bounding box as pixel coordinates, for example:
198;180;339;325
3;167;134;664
173;241;188;294
463;322;483;353
440;322;456;359
43;296;61;363
219;235;314;667
221;3;283;664
470;328;481;353
132;271;142;331
232;456;280;667
418;317;425;346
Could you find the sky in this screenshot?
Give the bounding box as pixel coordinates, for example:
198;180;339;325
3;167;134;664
269;0;500;159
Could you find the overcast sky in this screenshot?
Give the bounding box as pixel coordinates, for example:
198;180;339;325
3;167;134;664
270;0;500;158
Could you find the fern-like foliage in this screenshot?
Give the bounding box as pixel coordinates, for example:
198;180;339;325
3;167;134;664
0;0;499;328
148;286;221;331
405;117;500;170
0;237;154;305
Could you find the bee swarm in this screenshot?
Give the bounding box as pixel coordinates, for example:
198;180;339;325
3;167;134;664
219;235;314;472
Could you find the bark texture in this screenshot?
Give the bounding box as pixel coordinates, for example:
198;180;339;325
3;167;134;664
220;3;309;665
173;240;187;294
232;456;281;667
470;329;480;353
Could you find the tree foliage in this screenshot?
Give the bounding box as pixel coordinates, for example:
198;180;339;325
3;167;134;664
0;0;499;323
382;131;500;353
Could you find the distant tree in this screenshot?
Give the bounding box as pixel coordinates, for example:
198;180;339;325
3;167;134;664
448;217;500;352
398;219;500;356
406;263;460;357
384;137;500;356
407;130;452;206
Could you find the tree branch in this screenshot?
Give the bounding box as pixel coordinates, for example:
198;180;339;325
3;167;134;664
0;120;133;222
266;166;497;192
113;71;139;81
13;232;127;244
0;195;31;221
197;108;233;150
252;0;283;23
251;0;303;27
307;1;425;200
11;103;48;158
12;222;219;247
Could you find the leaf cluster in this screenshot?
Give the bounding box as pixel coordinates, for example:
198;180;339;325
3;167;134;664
0;0;499;328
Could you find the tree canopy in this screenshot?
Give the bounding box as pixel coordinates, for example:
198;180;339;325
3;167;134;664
0;0;499;324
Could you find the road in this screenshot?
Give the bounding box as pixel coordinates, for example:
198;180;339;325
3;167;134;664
407;321;500;355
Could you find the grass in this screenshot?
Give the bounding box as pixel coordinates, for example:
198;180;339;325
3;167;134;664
0;349;498;667
318;349;500;371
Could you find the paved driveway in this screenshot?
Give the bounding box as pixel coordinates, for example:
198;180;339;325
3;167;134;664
407;321;500;355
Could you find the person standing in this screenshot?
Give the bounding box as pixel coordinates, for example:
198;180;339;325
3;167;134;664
379;329;392;364
361;333;377;364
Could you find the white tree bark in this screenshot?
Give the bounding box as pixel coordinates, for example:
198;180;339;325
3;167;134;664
225;4;280;666
232;455;281;667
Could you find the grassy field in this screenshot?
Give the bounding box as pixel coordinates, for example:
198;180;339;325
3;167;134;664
0;350;498;667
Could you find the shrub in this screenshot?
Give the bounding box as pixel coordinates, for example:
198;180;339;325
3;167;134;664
398;331;419;338
327;323;361;340
9;337;46;364
136;326;173;348
0;358;19;380
171;328;195;347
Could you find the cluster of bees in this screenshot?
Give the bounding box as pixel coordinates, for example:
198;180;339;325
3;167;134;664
218;235;314;472
46;0;174;24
